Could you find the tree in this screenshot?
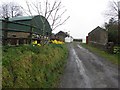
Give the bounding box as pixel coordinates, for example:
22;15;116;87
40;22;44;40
0;2;23;18
105;0;119;20
23;0;70;45
24;0;70;30
104;0;120;45
105;18;118;45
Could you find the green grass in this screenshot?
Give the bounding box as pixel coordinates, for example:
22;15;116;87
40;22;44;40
2;44;68;88
0;46;1;90
0;46;2;63
80;43;119;65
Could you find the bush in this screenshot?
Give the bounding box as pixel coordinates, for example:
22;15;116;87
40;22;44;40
113;46;120;54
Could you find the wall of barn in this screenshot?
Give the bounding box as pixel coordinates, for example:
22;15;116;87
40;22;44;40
7;32;30;38
6;32;30;45
88;27;108;50
0;20;2;45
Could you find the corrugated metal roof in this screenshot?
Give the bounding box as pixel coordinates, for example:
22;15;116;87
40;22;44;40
0;18;4;20
9;16;33;21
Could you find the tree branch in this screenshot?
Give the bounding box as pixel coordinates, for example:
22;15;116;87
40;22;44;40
53;16;70;30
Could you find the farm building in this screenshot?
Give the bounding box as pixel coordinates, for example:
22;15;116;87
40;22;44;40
55;31;69;42
0;18;3;45
50;31;70;42
73;39;82;42
87;26;108;49
65;36;73;43
1;15;52;45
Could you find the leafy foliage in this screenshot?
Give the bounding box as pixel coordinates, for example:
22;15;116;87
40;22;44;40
113;46;120;54
105;18;118;45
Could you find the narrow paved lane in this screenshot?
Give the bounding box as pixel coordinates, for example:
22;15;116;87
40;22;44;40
59;42;119;88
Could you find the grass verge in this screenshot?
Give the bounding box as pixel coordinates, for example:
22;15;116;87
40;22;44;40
2;44;68;88
80;43;119;65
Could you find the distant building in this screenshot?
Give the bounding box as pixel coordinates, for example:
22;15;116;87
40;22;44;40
65;36;73;43
88;26;108;45
73;39;82;42
50;31;73;42
87;26;108;50
55;31;69;42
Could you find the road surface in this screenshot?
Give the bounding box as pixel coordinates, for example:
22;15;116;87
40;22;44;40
59;42;119;88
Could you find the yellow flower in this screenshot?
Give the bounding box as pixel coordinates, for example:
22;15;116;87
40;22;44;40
32;40;37;45
37;44;41;46
51;40;64;44
54;40;58;44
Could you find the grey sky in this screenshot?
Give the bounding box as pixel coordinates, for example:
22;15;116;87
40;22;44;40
58;0;109;41
0;0;116;42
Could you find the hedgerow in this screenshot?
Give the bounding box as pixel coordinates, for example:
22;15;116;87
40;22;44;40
2;44;68;88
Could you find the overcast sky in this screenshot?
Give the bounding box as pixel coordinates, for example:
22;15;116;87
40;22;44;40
0;0;117;42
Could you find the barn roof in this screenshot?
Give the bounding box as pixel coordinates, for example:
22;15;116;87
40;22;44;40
9;16;33;21
0;18;4;20
93;26;106;31
88;26;106;35
7;15;52;35
56;31;68;37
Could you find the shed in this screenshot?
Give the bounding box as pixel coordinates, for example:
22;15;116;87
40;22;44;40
8;15;52;35
2;15;52;45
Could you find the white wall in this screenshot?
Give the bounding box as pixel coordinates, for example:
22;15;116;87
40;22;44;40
65;37;73;43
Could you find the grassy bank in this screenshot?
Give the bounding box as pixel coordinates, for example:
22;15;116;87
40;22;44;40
0;46;2;65
2;44;68;88
80;43;119;65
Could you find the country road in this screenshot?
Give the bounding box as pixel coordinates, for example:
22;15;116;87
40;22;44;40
59;42;119;88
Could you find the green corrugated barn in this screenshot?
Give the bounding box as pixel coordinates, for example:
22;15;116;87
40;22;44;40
0;18;3;45
8;15;52;35
1;15;52;45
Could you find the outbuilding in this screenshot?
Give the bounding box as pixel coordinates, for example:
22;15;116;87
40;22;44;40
65;36;73;43
88;26;108;45
55;31;69;42
1;15;52;45
88;26;108;50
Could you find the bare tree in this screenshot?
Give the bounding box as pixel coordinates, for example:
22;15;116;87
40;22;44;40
104;0;120;45
23;0;70;45
0;2;23;18
105;0;119;20
24;0;70;31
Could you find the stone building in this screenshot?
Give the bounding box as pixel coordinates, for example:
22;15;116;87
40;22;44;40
88;26;108;49
55;31;69;42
